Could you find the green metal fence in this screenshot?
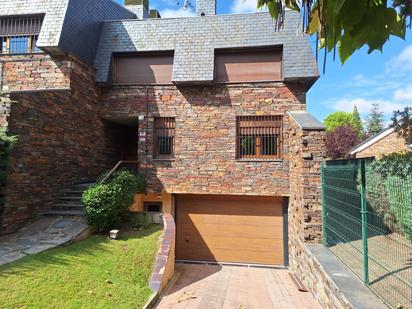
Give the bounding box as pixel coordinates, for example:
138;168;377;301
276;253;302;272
322;159;412;309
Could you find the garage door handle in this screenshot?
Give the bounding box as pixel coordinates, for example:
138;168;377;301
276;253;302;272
185;239;189;243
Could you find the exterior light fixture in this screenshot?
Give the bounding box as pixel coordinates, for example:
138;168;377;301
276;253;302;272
109;229;119;240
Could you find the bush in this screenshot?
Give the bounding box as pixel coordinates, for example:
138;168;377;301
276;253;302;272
82;170;146;232
325;125;360;159
368;153;412;240
0;129;16;219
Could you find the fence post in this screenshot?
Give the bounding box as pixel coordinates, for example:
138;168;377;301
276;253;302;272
321;165;328;246
360;159;369;285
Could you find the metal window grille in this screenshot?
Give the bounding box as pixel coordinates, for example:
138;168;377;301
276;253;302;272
0;15;43;54
154;117;175;158
236;115;282;159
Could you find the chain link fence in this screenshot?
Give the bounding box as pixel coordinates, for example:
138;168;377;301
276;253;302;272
322;159;412;309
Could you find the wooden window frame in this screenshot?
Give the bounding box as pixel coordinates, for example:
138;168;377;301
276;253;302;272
154;117;175;159
236;115;283;160
0;15;43;55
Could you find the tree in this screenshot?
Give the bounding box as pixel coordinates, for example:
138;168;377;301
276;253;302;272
351;105;365;140
257;0;410;65
391;106;412;145
325;125;360;159
366;102;384;136
323;111;353;131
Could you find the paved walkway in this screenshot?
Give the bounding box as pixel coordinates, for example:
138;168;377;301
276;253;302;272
155;263;321;309
0;217;89;266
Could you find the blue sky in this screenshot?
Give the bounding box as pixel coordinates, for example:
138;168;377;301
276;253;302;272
116;0;412;123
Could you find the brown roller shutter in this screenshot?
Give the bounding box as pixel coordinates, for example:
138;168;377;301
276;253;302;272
215;48;282;83
176;195;285;266
113;52;173;85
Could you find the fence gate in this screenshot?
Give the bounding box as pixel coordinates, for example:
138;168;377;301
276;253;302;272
322;159;412;309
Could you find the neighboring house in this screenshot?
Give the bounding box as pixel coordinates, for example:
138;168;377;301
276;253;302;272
349;127;410;158
0;0;325;275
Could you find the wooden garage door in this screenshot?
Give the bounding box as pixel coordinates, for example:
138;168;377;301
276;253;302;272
176;195;284;266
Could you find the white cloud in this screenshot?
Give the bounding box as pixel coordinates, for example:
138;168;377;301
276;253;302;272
159;7;195;18
331;98;407;115
394;85;412;100
231;0;265;13
386;45;412;72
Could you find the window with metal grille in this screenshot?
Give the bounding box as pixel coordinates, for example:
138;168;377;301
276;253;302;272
0;15;43;54
144;202;162;213
154;117;175;158
236;115;282;159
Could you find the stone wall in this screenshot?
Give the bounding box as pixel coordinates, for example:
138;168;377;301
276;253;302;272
0;55;120;234
287;116;325;267
0;54;71;93
100;82;307;196
355;130;408;158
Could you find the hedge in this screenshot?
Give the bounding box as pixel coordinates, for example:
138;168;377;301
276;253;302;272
82;169;146;232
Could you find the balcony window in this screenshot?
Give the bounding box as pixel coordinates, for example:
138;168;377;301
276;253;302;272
236;115;283;160
0;15;43;54
154;117;175;159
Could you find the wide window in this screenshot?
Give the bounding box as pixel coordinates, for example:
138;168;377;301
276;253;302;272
236;115;282;159
112;52;174;85
154;117;175;158
215;48;282;83
0;15;43;54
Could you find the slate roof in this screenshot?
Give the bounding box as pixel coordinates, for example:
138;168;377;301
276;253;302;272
1;0;317;85
288;111;326;130
94;10;317;84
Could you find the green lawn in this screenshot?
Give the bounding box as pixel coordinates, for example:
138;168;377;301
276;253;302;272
0;225;162;309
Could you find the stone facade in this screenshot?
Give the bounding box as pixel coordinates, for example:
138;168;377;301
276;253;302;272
287;116;325;268
355;130;408;158
100;83;308;196
0;54;121;234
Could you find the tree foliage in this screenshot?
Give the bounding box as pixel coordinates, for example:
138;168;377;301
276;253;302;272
366;102;384;136
325;125;360;159
323;108;365;139
257;0;411;65
391;106;412;145
323;111;353;131
351;105;365;140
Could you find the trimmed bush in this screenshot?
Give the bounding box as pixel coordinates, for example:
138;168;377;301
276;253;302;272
82;170;146;232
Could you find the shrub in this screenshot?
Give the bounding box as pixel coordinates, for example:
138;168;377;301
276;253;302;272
325;125;360;159
0;129;16;218
368;153;412;240
82;170;146;232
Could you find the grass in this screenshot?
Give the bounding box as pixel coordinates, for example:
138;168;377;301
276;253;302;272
0;225;162;309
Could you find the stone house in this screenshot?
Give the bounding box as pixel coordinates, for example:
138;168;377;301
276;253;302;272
349;127;411;159
0;0;325;273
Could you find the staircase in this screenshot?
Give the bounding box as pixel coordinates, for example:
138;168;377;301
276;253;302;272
45;181;95;218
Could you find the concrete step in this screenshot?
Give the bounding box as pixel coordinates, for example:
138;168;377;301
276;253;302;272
45;210;85;217
58;196;82;201
52;203;83;209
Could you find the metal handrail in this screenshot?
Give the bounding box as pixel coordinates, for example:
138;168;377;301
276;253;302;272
100;160;138;184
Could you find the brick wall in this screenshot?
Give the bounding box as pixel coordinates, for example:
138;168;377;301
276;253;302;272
0;55;120;234
100;82;307;196
287;116;325;267
355;131;408;158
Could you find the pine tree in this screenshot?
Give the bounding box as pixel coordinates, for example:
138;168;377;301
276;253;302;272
351;105;365;140
366;102;384;136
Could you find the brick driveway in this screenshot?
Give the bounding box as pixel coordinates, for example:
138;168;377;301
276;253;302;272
155;263;321;309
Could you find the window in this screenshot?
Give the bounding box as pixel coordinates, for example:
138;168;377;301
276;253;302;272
154;117;175;158
112;52;174;85
236;115;282;160
0;15;43;54
144;202;162;213
215;48;282;83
